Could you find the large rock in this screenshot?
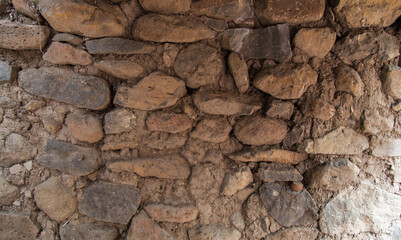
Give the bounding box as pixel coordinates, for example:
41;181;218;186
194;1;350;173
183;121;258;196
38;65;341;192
0;173;19;206
221;165;253;196
104;109;136;135
190;118;232;143
265;227;318;240
188;225;241;240
127;211;175;240
94;60;146;80
253;64;317;100
293;28;336;59
221;24;291;61
132;14;216;43
335;65;364;97
371;138;401;157
258;163;303;182
144;203;198;223
228;149;308;164
0;212;39;240
39;0;129;38
0;61;14;84
139;0;190;14
382;65;401;100
146;112;192;133
85;38;156;55
43;42;92;66
78;181;141;224
65;111;104;143
19;67;111;110
37;139;102;176
60;223;119;240
228;52;249;93
114;72;186;110
0;133;36;167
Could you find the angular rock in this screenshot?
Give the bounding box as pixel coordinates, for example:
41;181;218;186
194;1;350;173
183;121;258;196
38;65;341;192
19;67;111;110
228;52;249;93
0;20;51;50
228;149;308;164
114;72;186;110
39;0;129;38
253;64;317;100
293;28;336;58
188;225;241;240
65;111;104;143
221;24;291;61
0;133;36;167
174;44;224;88
382;65;401;99
60;223;119;240
132;14;216;43
304;99;336;121
190;118;232;143
86;37;156;55
363;110;394;135
24;100;45;111
13;0;40;19
258;163;303;182
104;109;136;135
127;211;175;240
142;132;187;150
94;60;146;80
260;182;318;227
34;177;77;222
146;112;192;133
265;227;318;240
78;181;141;224
144;203;198;223
335;65;364;97
43;42;92;66
52;33;84;46
204;17;228;32
221;165;253;196
0;173;19;206
0;212;39;240
139;0;190;14
37;139;101;176
107;154;191;179
0;60;14;84
189;163;224;202
371;138;401;157
266;100;294;120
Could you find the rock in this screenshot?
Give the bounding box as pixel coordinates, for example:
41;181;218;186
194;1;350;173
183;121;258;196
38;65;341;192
0;133;36;167
0;60;14;84
293;28;336;59
253;64;317;100
104;109;136;135
190;118;232;143
39;0;128;38
265;227;318;240
255;0;325;25
174;44;224;88
142;132;187;150
221;24;291;61
79;181;141;224
320;181;401;235
19;67;111;110
258;163;303;182
303;127;369;155
42;115;62;134
114;72;186;110
0;20;51;50
230;212;245;231
266;100;294;120
305;158;359;191
107;154;191;179
304;99;336;121
335;65;364;97
334;0;401;28
0;173;19;206
43;42;92;66
362;110;394;135
371;138;401;157
290;182;303;192
234;116;287;145
37;139;101;176
144;203;198;223
382;65;401;99
260;182;318;227
132;14;216;43
0;212;39;240
192;0;254;24
221;165;253;196
52;33;84;45
86;37;156;55
228;52;249;93
146;112;192;133
0;0;8;14
139;0;190;14
127;211;175;240
163;44;180;67
13;0;40;19
392;102;401;112
192;92;262;116
34;177;77;222
94;60;146;80
189;163;224;202
24;100;45;111
60;223;119;240
228;149;308;164
65;111;104;143
188;224;241;240
0;96;17;108
101;140;138;151
204;17;228;32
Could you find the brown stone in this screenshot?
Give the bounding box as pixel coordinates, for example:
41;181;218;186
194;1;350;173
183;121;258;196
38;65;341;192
43;42;92;66
104;109;136;135
293;28;337;59
188;225;241;240
144;203;198;223
304;99;336;121
0;212;39;240
139;0;190;14
221;165;253;196
382;65;401;99
265;227;318;240
266;100;294;120
335;65;364;97
0;133;36;167
12;0;40;19
258;163;303;182
189;163;224;202
146;112;192;133
290;182;304;192
52;33;84;45
190;118;232;143
228;52;249;93
60;223;119;240
85;37;156;55
228;149;308;165
65;111;104;143
94;60;146;80
127;211;175;240
142;132;187;150
0;173;19;206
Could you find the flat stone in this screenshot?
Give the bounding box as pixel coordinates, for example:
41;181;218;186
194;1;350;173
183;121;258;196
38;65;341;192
0;133;36;167
335;65;364;97
266;100;294;120
265;227;318;240
260;182;318;227
107;154;191;179
188;225;241;240
228;149;308;164
66;111;104;143
304;99;336;121
0;61;14;84
221;165;253;196
12;0;40;20
144;203;198;223
52;33;84;45
303;127;369;155
127;211;175;240
146;112;192;133
255;0;325;25
19;67;111;110
228;52;249;93
132;14;216;43
39;0;129;38
190;118;232;143
60;223;119;240
371;138;401;157
94;60;146;80
34;177;77;222
114;72;186;110
192;92;262;116
37;139;101;176
363;110;394;135
43;42;92;66
104;109;136;135
174;44;224;88
293;28;336;59
382;65;401;99
253;64;317;100
139;0;190;14
0;20;50;50
0;212;39;240
258;163;303;182
221;24;291;61
24;100;45;111
0;173;19;206
78;181;141;224
86;37;155;55
142;132;187;150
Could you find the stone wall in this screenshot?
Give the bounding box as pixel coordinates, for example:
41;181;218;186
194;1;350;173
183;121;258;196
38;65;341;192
0;0;400;239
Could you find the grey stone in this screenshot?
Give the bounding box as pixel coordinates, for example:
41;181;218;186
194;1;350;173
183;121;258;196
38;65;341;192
144;203;199;223
85;38;156;55
60;223;119;240
127;211;175;240
142;132;187;150
0;133;36;167
52;33;84;45
0;61;14;84
258;163;303;182
0;173;19;206
104;109;136;135
371;137;401;157
265;227;318;240
0;212;39;240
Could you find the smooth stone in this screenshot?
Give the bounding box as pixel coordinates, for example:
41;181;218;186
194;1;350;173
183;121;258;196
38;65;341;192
293;28;336;59
60;223;119;240
43;42;92;65
65;111;104;143
104;109;136;135
228;52;249;93
0;212;39;240
221;165;253;196
94;60;146;80
146;112;192;133
371;138;401;157
85;37;156;55
190;118;232;143
230;212;245;231
265;227;318;240
144;203;199;223
382;65;401;99
52;33;84;45
188;224;241;240
0;133;36;167
258;163;303;182
127;211;175;240
139;0;190;14
228;149;308;164
0;173;19;206
335;65;364;97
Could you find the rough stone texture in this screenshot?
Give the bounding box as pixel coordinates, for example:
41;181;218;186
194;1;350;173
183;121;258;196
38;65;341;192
85;38;156;55
229;149;308;164
101;141;138;151
34;177;77;222
174;44;224;89
66;111;103;143
335;65;364;97
230;212;245;231
266;100;294;120
303;127;369;155
0;173;19;206
253;64;317;100
107;154;191;179
265;227;318;240
320;181;401;235
37;139;102;176
127;211;175;240
146;113;192;133
78;181;141;224
221;165;253;196
228;52;249;93
0;20;51;50
221;24;291;61
114;72;186;110
189;163;224;202
371;138;401;157
25;100;45;111
60;223;119;240
144;203;199;223
94;60;146;80
39;0;129;38
139;0;190;14
104;109;136;135
132;14;216;43
363;110;394;135
190;118;232;143
0;212;39;240
382;64;401;99
293;28;336;58
258;163;303;182
255;0;325;25
260;182;318;227
0;60;14;84
19;67;111;110
52;33;84;45
188;225;241;240
0;133;36;167
304;99;336;121
234;116;287;146
142;132;187;150
43;42;92;66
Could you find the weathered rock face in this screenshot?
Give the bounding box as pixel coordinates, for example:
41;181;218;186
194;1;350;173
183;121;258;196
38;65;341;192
228;52;249;93
127;211;175;240
0;212;39;240
304;99;336;121
139;0;190;14
221;24;291;61
78;181;141;224
335;65;364;97
142;132;187;150
144;203;199;223
39;0;129;38
382;65;401;99
293;28;336;59
265;227;318;240
19;67;111;110
0;61;14;84
146;113;192;133
188;225;242;240
60;223;119;240
104;109;136;135
189;163;224;202
221;165;253;196
85;38;156;55
228;149;308;164
363;110;394;135
190;118;232;143
94;60;146;80
0;133;36;167
371;138;401;157
0;173;19;206
65;111;104;143
258;163;303;182
43;42;92;66
266;100;294;120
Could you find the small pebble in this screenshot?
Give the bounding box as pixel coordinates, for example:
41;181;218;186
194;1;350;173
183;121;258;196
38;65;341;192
290;181;304;192
13;200;21;206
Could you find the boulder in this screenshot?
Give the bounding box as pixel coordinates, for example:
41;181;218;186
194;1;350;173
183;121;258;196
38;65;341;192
228;52;249;93
60;223;119;240
258;163;303;182
0;173;19;206
0;60;14;84
382;64;401;99
335;65;364;97
104;109;136;135
188;225;241;240
221;165;253;196
265;227;318;240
